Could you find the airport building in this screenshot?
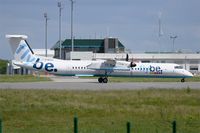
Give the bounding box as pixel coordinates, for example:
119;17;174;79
51;37;125;59
7;37;200;75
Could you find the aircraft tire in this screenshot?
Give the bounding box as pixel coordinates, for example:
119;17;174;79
181;78;185;82
103;77;108;83
98;77;103;83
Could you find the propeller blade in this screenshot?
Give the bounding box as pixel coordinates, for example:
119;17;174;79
130;62;137;67
126;54;129;61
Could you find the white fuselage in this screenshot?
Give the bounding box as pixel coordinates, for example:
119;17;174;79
20;57;193;78
6;34;193;82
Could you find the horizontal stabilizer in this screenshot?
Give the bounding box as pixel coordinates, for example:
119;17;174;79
6;35;28;40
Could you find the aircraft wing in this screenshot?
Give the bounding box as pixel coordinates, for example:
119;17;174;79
88;66;130;71
87;59;130;71
105;59;116;66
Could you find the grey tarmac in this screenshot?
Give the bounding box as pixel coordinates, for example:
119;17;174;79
0;82;200;90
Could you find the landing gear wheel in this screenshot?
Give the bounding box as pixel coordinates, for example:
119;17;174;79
98;77;103;83
103;77;108;83
181;78;185;82
98;77;108;83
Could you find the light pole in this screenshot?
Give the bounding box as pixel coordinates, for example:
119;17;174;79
58;2;63;59
170;35;177;52
44;13;49;57
70;0;75;52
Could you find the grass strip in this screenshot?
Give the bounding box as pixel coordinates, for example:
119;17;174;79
0;75;51;82
0;89;199;133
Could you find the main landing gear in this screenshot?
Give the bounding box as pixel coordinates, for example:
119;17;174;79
181;78;185;83
98;77;108;83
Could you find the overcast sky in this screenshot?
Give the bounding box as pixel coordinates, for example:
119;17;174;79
1;0;200;59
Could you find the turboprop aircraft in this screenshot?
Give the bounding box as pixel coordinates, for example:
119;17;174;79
6;35;193;83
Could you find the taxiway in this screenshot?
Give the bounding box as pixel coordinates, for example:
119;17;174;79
0;82;200;90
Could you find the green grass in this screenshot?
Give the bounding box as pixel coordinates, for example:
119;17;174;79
0;89;200;133
0;75;51;82
82;76;200;82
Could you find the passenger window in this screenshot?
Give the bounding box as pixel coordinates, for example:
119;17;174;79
174;66;183;69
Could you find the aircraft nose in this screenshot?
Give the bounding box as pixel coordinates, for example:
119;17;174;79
184;70;193;77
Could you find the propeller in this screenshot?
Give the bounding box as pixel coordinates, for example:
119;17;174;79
125;54;136;67
126;54;129;61
130;59;136;67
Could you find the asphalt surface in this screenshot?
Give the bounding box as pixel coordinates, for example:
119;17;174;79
0;81;200;90
0;76;199;90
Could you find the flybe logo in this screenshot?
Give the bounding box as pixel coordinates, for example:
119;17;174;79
149;65;162;74
15;43;36;62
33;58;58;72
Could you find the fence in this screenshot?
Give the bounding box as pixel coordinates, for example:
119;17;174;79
72;117;177;133
0;119;2;133
0;118;187;133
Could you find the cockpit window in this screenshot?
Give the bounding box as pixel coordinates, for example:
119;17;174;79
174;66;183;69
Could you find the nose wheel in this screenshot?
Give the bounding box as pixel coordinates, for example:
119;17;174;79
98;77;108;83
181;78;185;82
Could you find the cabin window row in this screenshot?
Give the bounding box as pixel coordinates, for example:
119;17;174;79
131;67;149;71
72;67;87;69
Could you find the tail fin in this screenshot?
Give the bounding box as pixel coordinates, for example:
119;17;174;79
6;35;36;62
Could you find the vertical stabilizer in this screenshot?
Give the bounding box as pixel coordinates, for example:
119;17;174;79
6;35;36;62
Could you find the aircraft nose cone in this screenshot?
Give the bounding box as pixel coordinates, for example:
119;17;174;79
184;70;193;77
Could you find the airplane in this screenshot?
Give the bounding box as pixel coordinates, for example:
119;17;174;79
6;34;193;83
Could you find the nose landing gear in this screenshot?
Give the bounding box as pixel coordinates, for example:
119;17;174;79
98;77;108;83
181;78;185;82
